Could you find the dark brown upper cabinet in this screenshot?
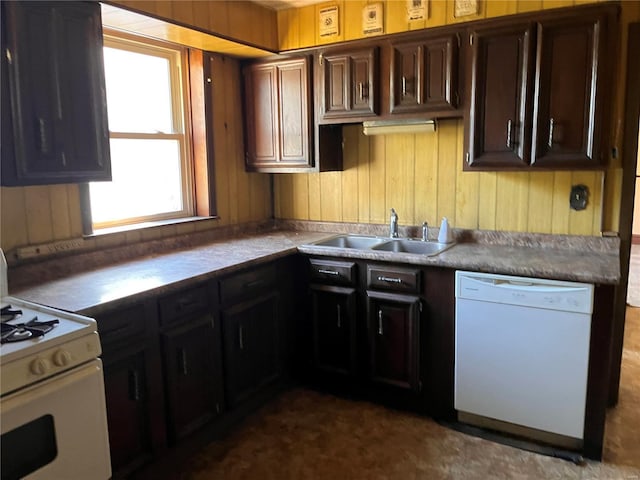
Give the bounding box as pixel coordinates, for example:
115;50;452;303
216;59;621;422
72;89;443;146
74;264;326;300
464;4;615;170
1;1;111;186
389;34;458;114
318;47;379;121
243;57;312;171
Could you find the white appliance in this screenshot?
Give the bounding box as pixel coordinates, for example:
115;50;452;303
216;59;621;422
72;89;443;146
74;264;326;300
454;270;593;442
0;250;111;479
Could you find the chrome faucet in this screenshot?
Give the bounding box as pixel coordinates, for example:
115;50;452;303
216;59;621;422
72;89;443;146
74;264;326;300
422;221;428;241
390;208;399;238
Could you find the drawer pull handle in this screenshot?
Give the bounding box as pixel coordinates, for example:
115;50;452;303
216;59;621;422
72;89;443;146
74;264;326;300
378;310;384;336
245;280;264;289
401;76;407;97
38;117;49;154
506;119;513;149
177;298;199;311
318;269;339;276
337;304;342;328
377;276;402;284
548;117;555;148
128;369;141;402
178;348;188;375
239;325;244;350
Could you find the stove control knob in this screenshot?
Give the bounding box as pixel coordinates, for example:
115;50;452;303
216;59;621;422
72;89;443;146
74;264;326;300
30;357;51;376
52;349;72;367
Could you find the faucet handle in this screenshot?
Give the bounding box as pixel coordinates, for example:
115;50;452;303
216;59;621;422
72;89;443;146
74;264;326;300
422;221;428;241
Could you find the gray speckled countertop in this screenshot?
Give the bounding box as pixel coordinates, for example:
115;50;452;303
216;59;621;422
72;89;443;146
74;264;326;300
11;229;620;317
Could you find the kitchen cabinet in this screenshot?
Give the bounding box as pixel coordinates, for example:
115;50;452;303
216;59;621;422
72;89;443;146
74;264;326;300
318;47;379;121
220;263;283;407
158;283;224;443
98;302;166;478
389;34;458;114
243;56;312;171
464;5;614;170
0;1;111;186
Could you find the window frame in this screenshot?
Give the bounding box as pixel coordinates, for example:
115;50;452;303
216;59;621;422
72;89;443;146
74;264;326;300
82;29;196;232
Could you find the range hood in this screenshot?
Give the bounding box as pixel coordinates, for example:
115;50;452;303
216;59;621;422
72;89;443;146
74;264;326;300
362;119;437;136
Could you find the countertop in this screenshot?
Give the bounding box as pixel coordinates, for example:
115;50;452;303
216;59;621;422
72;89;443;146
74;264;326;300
11;229;620;317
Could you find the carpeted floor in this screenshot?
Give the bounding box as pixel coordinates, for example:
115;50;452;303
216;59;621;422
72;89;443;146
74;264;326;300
628;244;640;307
182;307;640;480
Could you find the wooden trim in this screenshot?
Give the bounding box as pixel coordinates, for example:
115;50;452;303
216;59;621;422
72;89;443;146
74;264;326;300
632;234;640;245
609;21;640;406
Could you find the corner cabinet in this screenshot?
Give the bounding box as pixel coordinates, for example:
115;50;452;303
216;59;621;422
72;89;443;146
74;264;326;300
243;56;312;172
0;1;111;186
389;34;459;114
464;5;615;170
317;47;379;121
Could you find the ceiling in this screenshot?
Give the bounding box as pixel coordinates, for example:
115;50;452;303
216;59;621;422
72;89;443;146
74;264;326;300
251;0;325;10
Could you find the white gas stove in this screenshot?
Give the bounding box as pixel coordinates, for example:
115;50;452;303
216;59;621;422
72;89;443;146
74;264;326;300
0;250;111;479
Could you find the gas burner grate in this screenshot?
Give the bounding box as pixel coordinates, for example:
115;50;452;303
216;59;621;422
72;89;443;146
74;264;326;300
1;304;23;322
0;316;59;344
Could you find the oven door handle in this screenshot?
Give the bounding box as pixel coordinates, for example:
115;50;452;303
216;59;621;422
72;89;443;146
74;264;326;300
128;369;141;402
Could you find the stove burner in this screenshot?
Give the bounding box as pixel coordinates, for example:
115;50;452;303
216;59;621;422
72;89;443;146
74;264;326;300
0;316;59;344
1;304;23;322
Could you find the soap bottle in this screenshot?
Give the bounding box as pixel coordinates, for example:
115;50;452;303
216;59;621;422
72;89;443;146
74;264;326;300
438;217;453;244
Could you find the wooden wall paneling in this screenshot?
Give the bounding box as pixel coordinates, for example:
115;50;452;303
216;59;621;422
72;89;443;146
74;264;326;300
369;135;387;223
298;6;316;48
344;1;368;41
211;56;230;226
315;1;344;45
386;1;408;35
357;129;371;222
320;172;343;221
292;173;310;219
192;2;211;32
272;176;283;218
568;172;597;235
170;1;195;26
341;126;359;222
224;56;241;225
389;133;416;224
228;2;255;48
413;128;439;228
277;9;294;50
485;1;518;19
477;173;498;230
308;173;322;220
208;2;230;37
279;175;295;219
435;120;460;225
550;171;572;233
526;172;554;233
24;186;54;245
592;171;604;234
455;120;479;229
494;173;530;232
1;187;28;253
425;0;447;28
516;0;544;13
48;185;72;241
542;0;576;9
67;185;83;238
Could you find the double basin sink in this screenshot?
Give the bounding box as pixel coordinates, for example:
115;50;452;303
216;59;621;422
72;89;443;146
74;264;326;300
311;234;455;256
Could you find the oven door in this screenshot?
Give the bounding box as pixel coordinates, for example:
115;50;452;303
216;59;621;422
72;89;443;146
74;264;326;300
0;359;111;480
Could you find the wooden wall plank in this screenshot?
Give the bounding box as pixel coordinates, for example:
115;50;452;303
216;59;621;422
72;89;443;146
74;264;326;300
526;172;554;233
48;185;72;241
477;172;497;230
0;187;28;253
298;5;316;48
341;126;360;221
426;0;448;28
292;174;310;220
357;129;371;222
308;172;322;220
568;172;597;235
211;55;231;226
551;171;572;233
435;120;459;224
413;129;439;227
591;171;604;235
369;135;387;223
454;121;478;229
485;1;518;18
542;0;575;9
516;0;544;13
24;186;54;245
320;172;343;220
495;173;530;232
386;0;408;35
345;1;368;41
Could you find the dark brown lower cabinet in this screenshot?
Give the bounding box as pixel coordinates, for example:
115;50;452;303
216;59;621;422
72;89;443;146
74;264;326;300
160;315;223;443
366;290;421;392
310;284;357;376
221;291;281;407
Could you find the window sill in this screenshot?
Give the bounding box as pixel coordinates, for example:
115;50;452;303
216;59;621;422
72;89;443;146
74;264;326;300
85;216;219;238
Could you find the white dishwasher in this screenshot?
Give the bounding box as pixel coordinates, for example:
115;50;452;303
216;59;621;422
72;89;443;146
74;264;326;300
454;270;593;443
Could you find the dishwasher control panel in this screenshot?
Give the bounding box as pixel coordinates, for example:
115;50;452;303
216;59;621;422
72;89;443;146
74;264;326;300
455;271;594;314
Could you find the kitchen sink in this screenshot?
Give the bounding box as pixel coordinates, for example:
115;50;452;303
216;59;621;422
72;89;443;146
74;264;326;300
312;235;388;249
371;239;455;256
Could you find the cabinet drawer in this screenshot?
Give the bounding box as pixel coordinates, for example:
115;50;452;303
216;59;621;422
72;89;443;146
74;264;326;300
97;303;146;347
159;285;210;326
309;259;357;286
219;263;278;305
367;265;421;293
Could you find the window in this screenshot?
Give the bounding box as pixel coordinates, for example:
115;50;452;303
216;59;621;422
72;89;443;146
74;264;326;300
86;33;194;230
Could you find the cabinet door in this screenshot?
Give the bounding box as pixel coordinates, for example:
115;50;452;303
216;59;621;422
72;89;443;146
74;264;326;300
320;47;378;119
243;57;311;171
390;36;458;114
366;290;421;392
1;1;110;185
222;291;281;407
103;349;155;475
161;316;223;442
465;24;535;169
310;284;357;376
531;14;607;167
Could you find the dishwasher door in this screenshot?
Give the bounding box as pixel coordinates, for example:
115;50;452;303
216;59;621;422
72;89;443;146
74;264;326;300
454;271;593;440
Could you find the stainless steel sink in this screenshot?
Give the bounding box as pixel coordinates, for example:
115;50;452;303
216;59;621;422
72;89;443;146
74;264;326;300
372;239;455;256
313;235;388;249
